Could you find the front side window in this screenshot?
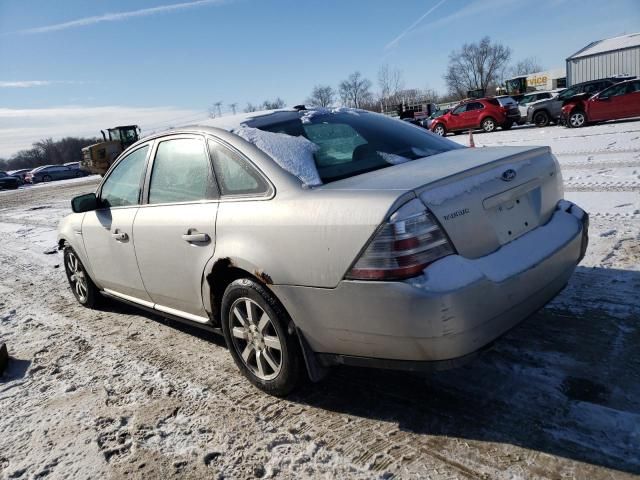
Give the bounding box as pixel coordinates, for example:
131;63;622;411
209;140;269;196
100;145;149;208
148;138;214;204
452;104;466;115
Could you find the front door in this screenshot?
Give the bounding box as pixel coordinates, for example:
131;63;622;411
82;144;152;302
133;135;218;320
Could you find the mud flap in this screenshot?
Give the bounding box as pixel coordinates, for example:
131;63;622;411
0;342;8;375
296;328;328;383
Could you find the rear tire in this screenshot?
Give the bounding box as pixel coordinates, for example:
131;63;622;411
221;278;302;396
533;110;550;127
63;247;100;308
481;117;496;133
568;110;586;128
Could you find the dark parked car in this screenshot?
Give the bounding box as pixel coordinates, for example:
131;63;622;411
561;79;640;127
526;77;634;127
430;98;515;136
7;168;31;184
25;164;87;184
0;171;21;190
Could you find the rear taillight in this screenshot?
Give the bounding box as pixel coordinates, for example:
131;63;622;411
346;199;454;281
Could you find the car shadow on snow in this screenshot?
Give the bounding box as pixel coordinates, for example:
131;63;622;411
289;265;640;475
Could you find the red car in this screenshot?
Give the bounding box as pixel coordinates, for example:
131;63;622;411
430;98;519;136
562;79;640;128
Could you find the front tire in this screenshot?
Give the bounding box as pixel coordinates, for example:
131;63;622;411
432;123;446;136
568;110;586;128
502;121;513;130
42;175;52;182
63;247;100;308
221;278;302;396
481;117;496;133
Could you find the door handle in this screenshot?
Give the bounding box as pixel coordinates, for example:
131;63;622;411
111;230;128;241
182;232;210;243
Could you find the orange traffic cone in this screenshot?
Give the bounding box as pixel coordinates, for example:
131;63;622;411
468;129;475;148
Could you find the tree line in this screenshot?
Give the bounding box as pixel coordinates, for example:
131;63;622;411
305;37;542;111
0;137;98;171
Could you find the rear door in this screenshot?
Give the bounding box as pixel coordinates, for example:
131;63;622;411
132;135;218;321
82;144;152;302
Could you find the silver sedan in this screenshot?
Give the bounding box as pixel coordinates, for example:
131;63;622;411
58;108;589;395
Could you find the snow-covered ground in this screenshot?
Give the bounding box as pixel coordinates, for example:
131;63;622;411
1;121;639;479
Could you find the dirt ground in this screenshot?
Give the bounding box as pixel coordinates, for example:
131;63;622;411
1;122;639;479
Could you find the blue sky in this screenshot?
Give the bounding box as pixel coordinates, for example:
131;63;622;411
1;0;639;157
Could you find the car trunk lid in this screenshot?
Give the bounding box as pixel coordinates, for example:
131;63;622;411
416;146;562;258
321;145;563;259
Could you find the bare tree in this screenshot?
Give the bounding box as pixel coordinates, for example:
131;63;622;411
262;98;286;110
378;64;404;111
444;36;511;98
228;102;238;115
339;72;373;108
244;102;260;113
306;85;335;107
510;57;544;76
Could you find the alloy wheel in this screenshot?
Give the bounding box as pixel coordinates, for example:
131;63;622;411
229;297;283;381
434;124;445;136
66;251;88;302
569;111;586;128
482;118;495;132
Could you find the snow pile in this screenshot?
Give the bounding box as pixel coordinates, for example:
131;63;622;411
233;126;322;187
420;161;531;206
378;152;411;165
407;210;581;292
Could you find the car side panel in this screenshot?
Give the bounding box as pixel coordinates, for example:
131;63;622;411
212;189;406;288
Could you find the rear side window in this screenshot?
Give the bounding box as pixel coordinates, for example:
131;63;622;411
148;138;215;204
486;98;500;106
208;140;269;196
303;123;367;166
100;145;149;208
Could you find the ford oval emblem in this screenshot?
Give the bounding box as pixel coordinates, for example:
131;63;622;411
501;169;516;182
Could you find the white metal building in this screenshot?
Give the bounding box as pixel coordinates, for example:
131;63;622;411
566;32;640;86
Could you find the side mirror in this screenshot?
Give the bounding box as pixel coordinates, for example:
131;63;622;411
71;193;98;213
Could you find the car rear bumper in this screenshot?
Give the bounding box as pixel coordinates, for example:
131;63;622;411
274;201;588;369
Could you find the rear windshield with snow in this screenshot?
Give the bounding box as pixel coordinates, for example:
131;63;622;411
255;111;463;183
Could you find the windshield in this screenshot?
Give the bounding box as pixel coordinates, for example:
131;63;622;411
257;111;463;183
108;128;122;142
557;86;579;100
519;94;535;105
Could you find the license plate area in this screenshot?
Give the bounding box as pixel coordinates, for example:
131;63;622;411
484;181;540;244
